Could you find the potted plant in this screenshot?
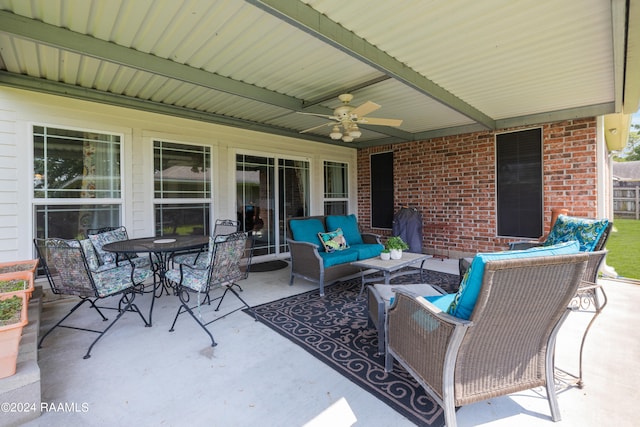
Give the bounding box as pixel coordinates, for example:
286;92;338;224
380;248;391;260
386;236;409;260
0;292;28;378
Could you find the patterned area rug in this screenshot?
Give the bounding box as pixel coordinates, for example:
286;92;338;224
247;269;459;427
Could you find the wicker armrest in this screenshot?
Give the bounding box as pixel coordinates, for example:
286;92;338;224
386;289;472;394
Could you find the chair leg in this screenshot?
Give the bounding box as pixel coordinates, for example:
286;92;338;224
214;284;257;321
576;287;607;388
170;289;217;347
38;298;91;349
83;291;147;359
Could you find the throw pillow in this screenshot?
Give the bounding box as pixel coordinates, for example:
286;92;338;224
543;214;609;252
318;228;349;252
447;240;581;320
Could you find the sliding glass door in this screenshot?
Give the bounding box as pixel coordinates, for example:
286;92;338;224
236;154;309;257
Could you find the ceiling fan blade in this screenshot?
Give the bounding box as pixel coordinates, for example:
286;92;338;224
300;122;332;133
358;117;403;127
297;111;336;120
350;101;380;117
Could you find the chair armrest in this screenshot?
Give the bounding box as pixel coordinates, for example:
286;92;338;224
287;239;322;259
386;289;472;396
361;233;382;244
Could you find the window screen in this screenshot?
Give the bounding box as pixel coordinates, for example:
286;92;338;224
371;152;394;228
496;128;543;238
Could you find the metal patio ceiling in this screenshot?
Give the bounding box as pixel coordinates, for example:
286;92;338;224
0;0;638;148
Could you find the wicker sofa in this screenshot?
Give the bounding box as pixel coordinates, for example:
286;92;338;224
286;214;383;296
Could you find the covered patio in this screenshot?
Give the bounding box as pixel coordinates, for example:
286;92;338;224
15;259;640;427
0;1;639;425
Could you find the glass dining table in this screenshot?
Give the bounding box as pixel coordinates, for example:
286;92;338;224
103;235;209;326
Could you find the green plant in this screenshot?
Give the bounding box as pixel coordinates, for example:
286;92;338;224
0;279;27;293
0;295;22;326
385;236;409;251
381;248;390;253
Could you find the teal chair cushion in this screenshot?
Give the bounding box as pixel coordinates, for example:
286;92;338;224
425;293;456;312
447;240;581;320
543;214;609;252
326;215;363;245
289;219;326;250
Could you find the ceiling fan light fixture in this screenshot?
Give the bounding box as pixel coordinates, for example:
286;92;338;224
330;126;343;140
348;125;361;138
342;135;354;142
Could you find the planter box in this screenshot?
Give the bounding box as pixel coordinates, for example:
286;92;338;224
0;270;35;300
0;259;38;277
0;293;28;379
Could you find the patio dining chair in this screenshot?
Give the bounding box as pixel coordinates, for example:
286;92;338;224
34;237;152;359
86;225;153;270
166;231;256;347
171;219;240;267
386;253;589;427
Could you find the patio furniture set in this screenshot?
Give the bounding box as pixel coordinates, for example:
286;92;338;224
31;211;611;426
33;219;253;359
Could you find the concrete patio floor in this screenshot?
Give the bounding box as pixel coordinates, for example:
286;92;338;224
17;258;640;426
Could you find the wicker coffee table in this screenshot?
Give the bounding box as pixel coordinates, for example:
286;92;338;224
351;252;433;296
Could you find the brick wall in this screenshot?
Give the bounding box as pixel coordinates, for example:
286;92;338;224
357;118;599;257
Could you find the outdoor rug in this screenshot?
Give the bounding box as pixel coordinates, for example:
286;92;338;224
247;269;460;427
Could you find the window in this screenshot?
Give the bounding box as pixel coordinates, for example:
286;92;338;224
33;126;122;239
323;161;348;215
154;140;211;236
371;152;394;228
496;128;543;238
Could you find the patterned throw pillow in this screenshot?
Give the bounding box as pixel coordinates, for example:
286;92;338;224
317;228;349;253
543;214;609;252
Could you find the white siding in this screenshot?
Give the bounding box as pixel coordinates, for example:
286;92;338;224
0;86;357;261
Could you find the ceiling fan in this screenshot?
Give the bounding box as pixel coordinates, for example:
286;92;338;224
299;94;403;142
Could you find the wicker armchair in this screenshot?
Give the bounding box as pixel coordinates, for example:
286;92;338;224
386;253;589;427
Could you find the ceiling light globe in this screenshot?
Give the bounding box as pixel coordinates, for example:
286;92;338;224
330;126;342;140
342;135;354;142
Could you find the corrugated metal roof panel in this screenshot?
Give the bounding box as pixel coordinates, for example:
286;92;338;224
0;0;629;146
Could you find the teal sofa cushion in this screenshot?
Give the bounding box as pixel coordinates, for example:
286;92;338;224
319;249;359;267
290;218;326;250
349;243;384;260
326;215;363;245
448;240;581;320
543;214;609;252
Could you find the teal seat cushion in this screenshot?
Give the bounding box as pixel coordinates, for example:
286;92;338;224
543;214;609;252
289;219;326;250
425;293;456;312
448;240;581;320
319;249;358;268
326;215;363;245
350;243;384;260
